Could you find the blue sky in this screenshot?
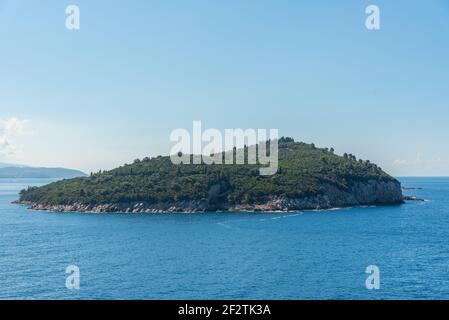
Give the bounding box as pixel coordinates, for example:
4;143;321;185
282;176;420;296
1;0;448;175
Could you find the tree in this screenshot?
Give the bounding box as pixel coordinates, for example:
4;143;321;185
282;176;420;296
279;137;295;143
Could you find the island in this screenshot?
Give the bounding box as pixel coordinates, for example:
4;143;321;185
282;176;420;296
15;138;404;213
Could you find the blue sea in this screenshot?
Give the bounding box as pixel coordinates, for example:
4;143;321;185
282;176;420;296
0;177;448;300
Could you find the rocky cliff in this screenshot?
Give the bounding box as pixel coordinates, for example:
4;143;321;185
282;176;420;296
16;180;403;213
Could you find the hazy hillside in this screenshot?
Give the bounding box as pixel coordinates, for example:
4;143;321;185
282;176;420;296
0;163;27;168
0;166;86;179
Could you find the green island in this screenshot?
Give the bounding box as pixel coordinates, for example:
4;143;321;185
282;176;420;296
16;138;404;213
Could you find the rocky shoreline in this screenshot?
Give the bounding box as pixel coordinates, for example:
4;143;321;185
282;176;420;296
14;180;405;213
403;195;425;202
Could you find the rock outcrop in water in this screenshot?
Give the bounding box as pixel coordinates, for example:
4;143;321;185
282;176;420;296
15;138;404;213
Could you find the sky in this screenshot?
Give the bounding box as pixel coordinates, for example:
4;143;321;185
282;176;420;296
0;0;449;176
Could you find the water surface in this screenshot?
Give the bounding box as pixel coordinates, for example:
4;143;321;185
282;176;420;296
0;177;448;299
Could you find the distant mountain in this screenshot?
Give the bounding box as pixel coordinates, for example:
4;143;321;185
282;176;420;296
0;162;27;168
0;166;87;179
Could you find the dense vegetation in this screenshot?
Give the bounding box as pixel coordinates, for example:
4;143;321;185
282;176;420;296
19;138;395;206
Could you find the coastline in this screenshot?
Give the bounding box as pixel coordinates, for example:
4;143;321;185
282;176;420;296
14;179;405;213
13;200;403;214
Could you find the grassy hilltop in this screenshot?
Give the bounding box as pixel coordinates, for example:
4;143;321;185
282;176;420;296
17;138;401;212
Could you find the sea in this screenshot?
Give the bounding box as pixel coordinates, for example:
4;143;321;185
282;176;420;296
0;177;448;300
